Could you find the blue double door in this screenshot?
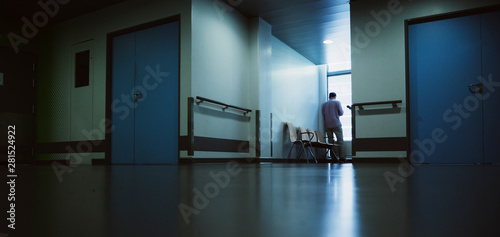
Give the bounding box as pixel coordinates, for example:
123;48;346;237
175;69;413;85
111;21;179;164
409;11;500;164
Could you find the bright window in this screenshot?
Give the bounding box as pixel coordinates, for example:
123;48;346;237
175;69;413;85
327;73;352;141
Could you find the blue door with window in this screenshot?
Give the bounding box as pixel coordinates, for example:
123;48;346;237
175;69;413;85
408;12;500;164
111;21;179;164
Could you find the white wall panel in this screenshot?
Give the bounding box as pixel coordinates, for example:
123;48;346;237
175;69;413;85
271;37;321;159
191;0;253;158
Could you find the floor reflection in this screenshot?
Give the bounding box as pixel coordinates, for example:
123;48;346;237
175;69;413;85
109;165;180;236
3;162;499;236
353;163;411;237
410;165;500;237
322;164;358;236
177;163;362;237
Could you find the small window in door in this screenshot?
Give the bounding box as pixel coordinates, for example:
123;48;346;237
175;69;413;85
75;50;90;88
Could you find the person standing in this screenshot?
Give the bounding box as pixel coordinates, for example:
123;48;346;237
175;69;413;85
322;92;346;162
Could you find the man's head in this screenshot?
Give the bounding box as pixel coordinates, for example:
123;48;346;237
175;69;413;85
329;92;337;99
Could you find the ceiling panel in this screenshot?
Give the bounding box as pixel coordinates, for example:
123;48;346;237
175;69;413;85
233;0;351;66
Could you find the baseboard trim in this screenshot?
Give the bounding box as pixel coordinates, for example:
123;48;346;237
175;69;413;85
179;136;250;153
92;159;106;165
34;160;69;165
179;157;260;164
36;140;106;154
352;157;403;163
178;158;350;164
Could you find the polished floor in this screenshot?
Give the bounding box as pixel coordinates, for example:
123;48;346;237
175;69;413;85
1;162;500;237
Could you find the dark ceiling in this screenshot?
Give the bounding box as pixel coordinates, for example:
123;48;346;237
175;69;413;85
233;0;351;66
0;0;350;66
0;0;127;26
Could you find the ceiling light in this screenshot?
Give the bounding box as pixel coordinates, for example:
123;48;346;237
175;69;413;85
323;40;334;44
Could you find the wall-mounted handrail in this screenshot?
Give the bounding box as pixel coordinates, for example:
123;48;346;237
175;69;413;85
347;100;406;156
185;97;257;157
348;100;403;110
196;96;252;116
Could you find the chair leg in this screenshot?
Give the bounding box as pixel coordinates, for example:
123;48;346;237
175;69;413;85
299;143;309;163
287;143;307;162
286;144;294;160
303;144;317;163
329;148;339;160
287;142;321;163
297;147;304;161
287;144;301;161
302;146;308;163
322;148;329;160
308;146;317;163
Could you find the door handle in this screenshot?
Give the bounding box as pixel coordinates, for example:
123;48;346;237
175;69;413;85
468;83;483;94
134;93;143;102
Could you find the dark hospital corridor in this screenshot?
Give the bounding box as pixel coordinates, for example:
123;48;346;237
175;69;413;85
2;0;500;236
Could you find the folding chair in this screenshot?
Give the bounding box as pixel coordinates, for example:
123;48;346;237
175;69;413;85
311;130;339;160
285;123;316;163
299;127;318;163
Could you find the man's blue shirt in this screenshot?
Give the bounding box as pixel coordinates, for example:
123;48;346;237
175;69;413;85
322;98;344;129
